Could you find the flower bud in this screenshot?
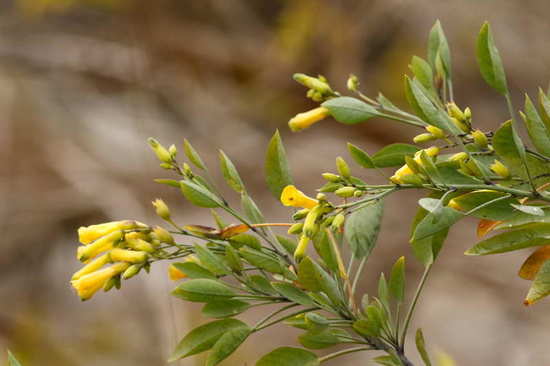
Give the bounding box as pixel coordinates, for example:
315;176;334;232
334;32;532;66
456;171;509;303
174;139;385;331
109;248;148;264
319;182;342;193
77;230;123;262
322;173;341;182
490;160;510;178
464;107;472;121
451;117;469;133
447;102;465;121
413;133;436;144
303;205;323;238
347;74;359;91
78;220;143;245
423;146;440;157
72;253;111;281
334;186;356;198
148;138;172;163
288;223;304;235
71;262;129;301
121;264;142;280
152;226;174;244
293;73;332;95
331;213;345;231
152;198;171;220
281;185;318;209
168;144;177;157
449;152;468;162
404;156;421;174
353;190;364;198
288;107;330;132
292;208;310;220
336;157;351;178
425;125;445;139
125;237;155;253
294;235;310;261
315;193;327;201
472;130;488;149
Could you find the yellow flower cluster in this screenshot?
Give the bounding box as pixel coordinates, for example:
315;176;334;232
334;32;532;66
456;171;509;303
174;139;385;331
71;221;173;301
390;146;439;185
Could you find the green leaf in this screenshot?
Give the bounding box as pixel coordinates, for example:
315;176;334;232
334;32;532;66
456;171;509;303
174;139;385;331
427;20;451;78
202;300;250;318
389;256;405;303
410;56;435;93
322;97;378;124
412;205;462;242
449;190;518;220
511;204;545;216
297;257;323;292
271;282;316;306
246;275;277;295
219;150;245;193
492;120;523;175
476;22;508;95
276;235;298;255
522;95;550;156
347;143;374;168
154;178;181;188
169;318;247;361
345;201;384;258
241;193;265;224
194;243;230;276
495;208;550;230
265;130;293;200
256;347;319;366
465;223;550;255
311;229;338;274
206;326;251;366
180;180;221;208
229;233;262;250
172;279;235;302
538;88;550;130
224;245;244;272
173;262;216;280
415;329;432;366
7;351;22;366
374;355;401;366
298;329;345;349
525;259;550;305
371;143;420;168
239;247;285;274
183;139;206;170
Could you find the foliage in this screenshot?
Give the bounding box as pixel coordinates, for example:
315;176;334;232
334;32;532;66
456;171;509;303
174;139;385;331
62;21;550;365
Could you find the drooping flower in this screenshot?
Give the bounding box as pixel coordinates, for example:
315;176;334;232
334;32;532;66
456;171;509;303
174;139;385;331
77;230;123;262
280;185;318;209
71;253;111;281
78;220;141;245
71;262;130;301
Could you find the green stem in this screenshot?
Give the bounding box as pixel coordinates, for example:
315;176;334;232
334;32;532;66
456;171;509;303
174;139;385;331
318;347;372;363
351;256;367;294
399;264;432;348
253;308;317;332
252;303;300;331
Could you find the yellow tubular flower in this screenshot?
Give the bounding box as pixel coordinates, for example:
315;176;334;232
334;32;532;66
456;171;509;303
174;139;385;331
390;165;414;184
169;263;187;281
288;107;330;132
71;262;130;301
109;248;148;264
78;220;141;245
294;235;310;261
77;230;123;262
280;185;318;209
152;226;174;244
72;253;111;281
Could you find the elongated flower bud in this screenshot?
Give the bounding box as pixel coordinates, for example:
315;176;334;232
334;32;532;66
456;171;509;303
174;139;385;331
152;198;171;220
288;107;330;132
72;253;111;281
71;262;129;301
331;213;345;231
347;74;359;92
280;185;318;209
122;264;142;280
472;130;488;149
288;223;304;235
447;102;465;121
109;248;148;264
449;152;468;162
334;186;356;198
336;157;351;178
490;160;510;178
294;235;310;261
148;138;172;163
78;220;141;245
293;73;332;94
125;237;155;253
303;205;323;238
322;173;340;182
152;226;174;244
413;133;436;144
425;125;445;138
292;208;310;220
77;230;123;262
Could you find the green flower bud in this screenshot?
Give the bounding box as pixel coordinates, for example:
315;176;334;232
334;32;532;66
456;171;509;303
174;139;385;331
315;193;327;201
353;190;364;198
288;223;304;235
399;173;425;186
303;206;322;238
490;159;510;178
159;163;173;169
425;125;445;138
294;235;310;261
122;264;142;280
168;144;177;158
463;107;472;121
152;199;171;220
472;130;488;149
447;102;465;121
292;208;310;220
413;133;437;144
148;138;172;163
318;182;342;193
293;73;331;95
152;226;174;244
322;173;341;182
331;213;345;230
347;74;359;92
449;152;468;162
336;157;351;178
334;186;356;198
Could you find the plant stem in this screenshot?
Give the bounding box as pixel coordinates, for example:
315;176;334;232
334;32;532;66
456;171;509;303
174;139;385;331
318;346;372;363
253;307;318;332
400;264;432;348
252;303;299;330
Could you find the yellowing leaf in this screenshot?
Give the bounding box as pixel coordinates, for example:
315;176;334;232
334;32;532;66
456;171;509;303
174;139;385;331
519;245;550;280
220;224;250;239
476;219;502;238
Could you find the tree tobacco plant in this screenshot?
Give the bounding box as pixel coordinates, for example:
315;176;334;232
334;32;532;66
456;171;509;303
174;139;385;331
50;21;550;365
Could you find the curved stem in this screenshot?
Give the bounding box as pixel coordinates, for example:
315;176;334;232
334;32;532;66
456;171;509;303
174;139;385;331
318;347;372;363
400;264;432;348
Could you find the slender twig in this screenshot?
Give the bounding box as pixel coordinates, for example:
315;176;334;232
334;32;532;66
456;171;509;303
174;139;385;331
318;347;372;363
253;307;318;332
400;264;432;348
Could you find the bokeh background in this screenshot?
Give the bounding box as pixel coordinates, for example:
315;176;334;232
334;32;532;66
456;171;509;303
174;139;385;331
2;0;550;365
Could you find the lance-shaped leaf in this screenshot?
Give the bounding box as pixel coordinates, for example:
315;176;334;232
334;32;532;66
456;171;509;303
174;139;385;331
271;282;315;306
169;318;248;361
518;246;550;280
241;193;265;224
265;130;293;199
180;180;222;208
202;300;250;319
427;20;451;79
219;150;245;193
538;88;550;130
183;138;206;170
193;243;230;276
347;143;374;168
322;96;379;124
344;200;384;258
521;95;550;157
465;223;550;255
410;56;435;94
411;203;462;242
298;329;347;349
206;326;251;366
239;247;285;274
371;143;420;168
511;204;545;217
448;190;518;220
173;262;216;280
172;279;235;302
256;347;319;366
524;259;550;305
389;256;406;303
476;22;508;95
415;329;433;366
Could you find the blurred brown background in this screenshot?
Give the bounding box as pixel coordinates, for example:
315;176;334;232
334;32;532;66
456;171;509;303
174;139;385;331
2;0;550;365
